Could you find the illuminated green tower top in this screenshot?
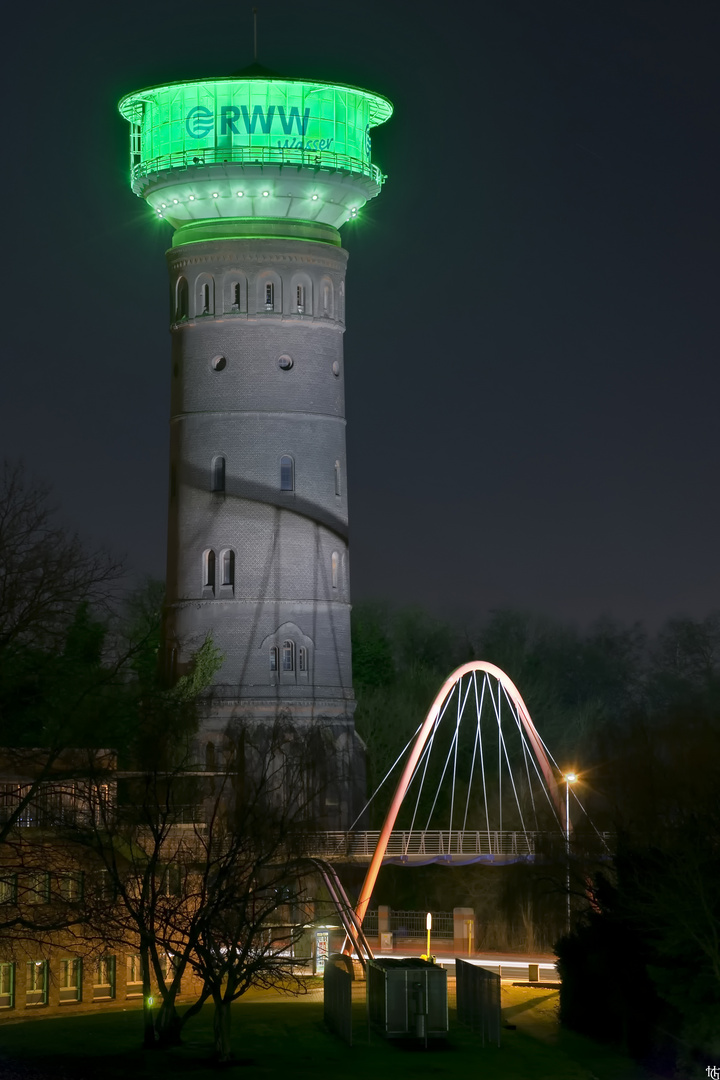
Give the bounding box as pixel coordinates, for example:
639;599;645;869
119;74;393;234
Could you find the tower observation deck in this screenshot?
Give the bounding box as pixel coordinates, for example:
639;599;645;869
118;73;392;825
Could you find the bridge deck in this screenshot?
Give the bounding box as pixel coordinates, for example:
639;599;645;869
303;830;607;865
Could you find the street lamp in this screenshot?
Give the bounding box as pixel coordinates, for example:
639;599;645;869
563;772;578;932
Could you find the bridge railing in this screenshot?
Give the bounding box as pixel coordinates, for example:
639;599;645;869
306;830;540;858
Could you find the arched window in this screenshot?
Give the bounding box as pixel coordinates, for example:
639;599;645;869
334;460;341;496
280;456;294;491
323;283;330;314
176;278;188;321
282;640;295;672
298;646;308;673
232;282;241;310
265;282;274;310
331;552;339;589
202;283;210;314
269;646;279;672
296;284;305;313
221;549;235;586
212;456;225;493
203;550;216;589
205;742;215;771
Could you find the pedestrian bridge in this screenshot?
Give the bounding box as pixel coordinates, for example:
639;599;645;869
305;829;607;865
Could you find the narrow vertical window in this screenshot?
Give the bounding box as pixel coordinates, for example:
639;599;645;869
93;957;116;1000
204;550;216;589
280;456;294;491
331;552;339;589
233;282;241;310
0;961;15;1008
202;283;210;314
296;284;305;313
126;956;142;993
299;647;308;673
212;456;225;492
26;960;47;1005
269;646;279;672
323;283;330;314
205;742;215;771
176;278;188;320
334;460;341;496
265;282;274;309
59;959;82;1003
282;640;295;672
221;549;235;586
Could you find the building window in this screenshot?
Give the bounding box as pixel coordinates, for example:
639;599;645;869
296;284;305;313
126;955;142;996
58;872;83;904
212;456;225;493
176;278;188;320
26;871;49;905
202;283;210;314
331;552;339;589
323;283;330;315
298;647;308;673
265;282;274;310
93;956;116;1000
232;282;241;310
159;952;178;988
204;550;216;590
221;549;235;586
282;640;295;672
280;456;294;491
0;961;14;1009
270;646;279;672
334;460;341;496
59;959;82;1003
26;961;48;1006
0;874;17;904
160;865;181;897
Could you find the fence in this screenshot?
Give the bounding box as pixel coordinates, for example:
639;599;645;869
456;958;501;1046
363;910;454;939
323;960;352;1046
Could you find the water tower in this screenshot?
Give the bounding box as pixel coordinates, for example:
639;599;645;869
118;72;392;823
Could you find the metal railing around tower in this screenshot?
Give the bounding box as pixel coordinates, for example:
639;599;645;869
132;146;384;185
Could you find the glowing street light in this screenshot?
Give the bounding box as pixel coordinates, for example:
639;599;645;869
563;772;578;931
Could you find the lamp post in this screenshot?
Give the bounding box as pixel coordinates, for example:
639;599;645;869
563;773;577;932
426;912;432;960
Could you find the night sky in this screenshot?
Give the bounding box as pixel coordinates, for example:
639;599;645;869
3;0;719;628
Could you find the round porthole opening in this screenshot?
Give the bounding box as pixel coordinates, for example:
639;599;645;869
278;355;294;371
211;355;227;371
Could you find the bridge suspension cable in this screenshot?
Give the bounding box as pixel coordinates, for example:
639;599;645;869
351;661;570;931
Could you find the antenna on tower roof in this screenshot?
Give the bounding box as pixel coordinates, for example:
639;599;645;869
253;7;258;63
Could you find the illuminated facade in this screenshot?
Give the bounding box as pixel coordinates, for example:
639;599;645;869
119;74;392;823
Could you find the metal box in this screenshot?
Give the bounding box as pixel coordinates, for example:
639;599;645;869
367;959;448;1039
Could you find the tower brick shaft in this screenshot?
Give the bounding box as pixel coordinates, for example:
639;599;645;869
119;75;392;826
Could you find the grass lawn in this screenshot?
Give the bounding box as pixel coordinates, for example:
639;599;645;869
0;982;663;1080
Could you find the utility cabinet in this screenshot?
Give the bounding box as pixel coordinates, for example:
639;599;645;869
367;959;448;1040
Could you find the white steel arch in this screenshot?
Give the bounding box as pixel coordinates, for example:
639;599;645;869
352;660;564;929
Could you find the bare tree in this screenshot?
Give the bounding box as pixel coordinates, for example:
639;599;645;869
179;721;317;1063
